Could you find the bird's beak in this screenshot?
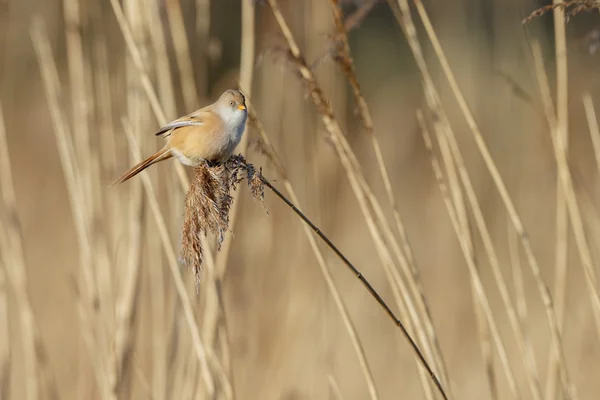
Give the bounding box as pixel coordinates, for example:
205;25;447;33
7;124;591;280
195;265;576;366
238;104;246;111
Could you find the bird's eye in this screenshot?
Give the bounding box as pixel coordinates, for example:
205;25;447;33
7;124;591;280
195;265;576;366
230;101;235;106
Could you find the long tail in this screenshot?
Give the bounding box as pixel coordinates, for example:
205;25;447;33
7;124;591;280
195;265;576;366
113;146;173;185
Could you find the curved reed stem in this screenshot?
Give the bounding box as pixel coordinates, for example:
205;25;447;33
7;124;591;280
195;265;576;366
259;174;448;400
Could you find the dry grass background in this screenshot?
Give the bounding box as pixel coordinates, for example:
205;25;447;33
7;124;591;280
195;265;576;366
1;0;600;399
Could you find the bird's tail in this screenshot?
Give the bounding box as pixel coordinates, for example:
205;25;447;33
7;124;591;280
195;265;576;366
113;146;173;185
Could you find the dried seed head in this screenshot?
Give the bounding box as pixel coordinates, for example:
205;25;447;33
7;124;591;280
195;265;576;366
180;155;266;288
523;1;600;23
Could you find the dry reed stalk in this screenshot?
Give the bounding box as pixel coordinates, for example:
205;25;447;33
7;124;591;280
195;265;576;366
532;39;600;303
112;168;143;394
400;0;536;396
93;20;119;178
60;0;100;304
107;2;146;395
144;1;177;119
169;313;191;399
165;0;200;110
214;323;233;397
249;107;443;400
142;0;184;294
141;6;178;398
74;286;116;400
508;216;539;394
436;111;495;400
317;10;433;375
110;3;236;396
91;16;127;255
546;7;571;399
246;104;385;400
265;3;446;399
530;41;598;400
434;91;500;399
195;0;210;98
411;0;575;395
0;102;39;400
131;356;153;399
63;0;93;213
60;2;121;392
428;104;498;400
0;263;8;399
214;0;256;278
440;110;543;399
582;94;600;177
108;0;170;133
310;0;381;70
180;351;199;400
193;362;206;400
121;121;232;399
474;297;496;400
326;1;449;393
508;225;526;324
32;19;121;400
417;110;521;399
148;216;168;400
204;1;255;389
149;264;169;400
310;68;440;393
397;15;544;391
74;22;113;362
389;3;518;397
277;180;381;400
328;374;345;400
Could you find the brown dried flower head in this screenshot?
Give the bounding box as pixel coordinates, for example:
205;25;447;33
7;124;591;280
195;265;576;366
523;1;600;23
180;154;265;288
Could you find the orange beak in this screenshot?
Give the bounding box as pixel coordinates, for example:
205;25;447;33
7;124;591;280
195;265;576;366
238;104;246;111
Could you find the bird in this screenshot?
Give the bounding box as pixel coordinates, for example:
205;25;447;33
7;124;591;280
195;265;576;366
114;89;247;184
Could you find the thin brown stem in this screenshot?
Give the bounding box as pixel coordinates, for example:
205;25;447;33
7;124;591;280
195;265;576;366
203;3;256;385
0;100;39;400
412;1;573;396
121;121;230;399
547;6;570;398
326;2;448;393
265;3;447;398
259;174;447;400
249;105;381;400
166;0;200;110
0;263;8;399
582;94;600;177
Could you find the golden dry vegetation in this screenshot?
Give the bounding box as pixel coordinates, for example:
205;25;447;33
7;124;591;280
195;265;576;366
1;0;600;399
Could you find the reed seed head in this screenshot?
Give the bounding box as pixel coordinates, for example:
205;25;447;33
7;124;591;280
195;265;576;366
180;155;265;288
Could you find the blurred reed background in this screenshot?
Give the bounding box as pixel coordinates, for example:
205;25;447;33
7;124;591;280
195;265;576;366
1;0;600;399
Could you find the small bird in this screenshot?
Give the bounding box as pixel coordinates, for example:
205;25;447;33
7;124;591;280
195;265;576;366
114;89;247;184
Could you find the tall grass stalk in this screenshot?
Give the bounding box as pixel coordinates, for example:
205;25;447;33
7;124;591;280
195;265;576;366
411;0;582;396
582;94;600;175
166;0;200;111
0;101;39;400
31;19;117;400
121;120;230;398
546;5;570;399
265;1;447;398
203;1;256;387
327;2;449;394
0;262;8;399
530;39;599;400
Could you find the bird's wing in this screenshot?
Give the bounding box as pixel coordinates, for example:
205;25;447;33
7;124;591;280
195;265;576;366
155;109;209;136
